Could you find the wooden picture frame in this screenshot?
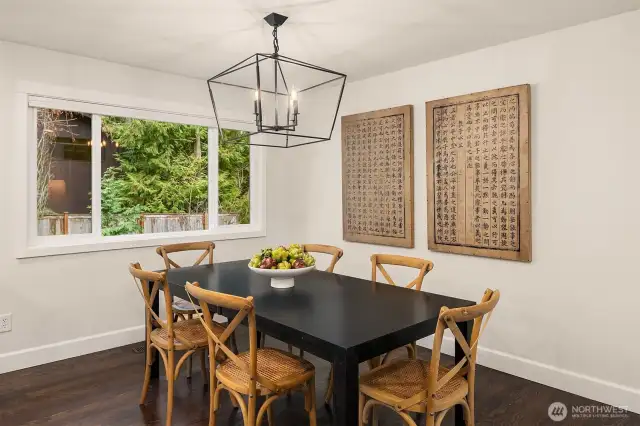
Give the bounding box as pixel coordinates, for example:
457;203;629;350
342;105;414;248
426;85;531;261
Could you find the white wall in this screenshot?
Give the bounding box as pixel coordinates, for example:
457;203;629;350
0;42;307;371
298;11;640;412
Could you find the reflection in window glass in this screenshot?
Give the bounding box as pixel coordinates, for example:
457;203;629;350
36;109;92;236
218;129;250;225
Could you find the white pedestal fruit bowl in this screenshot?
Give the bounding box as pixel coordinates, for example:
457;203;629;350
248;264;316;289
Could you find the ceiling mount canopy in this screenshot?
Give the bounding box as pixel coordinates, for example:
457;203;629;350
207;12;347;148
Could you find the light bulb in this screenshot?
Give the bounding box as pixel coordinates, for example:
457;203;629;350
291;89;298;101
254;90;260;101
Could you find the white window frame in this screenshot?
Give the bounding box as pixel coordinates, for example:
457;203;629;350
15;91;266;258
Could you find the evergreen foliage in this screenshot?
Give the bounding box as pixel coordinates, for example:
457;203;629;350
100;117;249;235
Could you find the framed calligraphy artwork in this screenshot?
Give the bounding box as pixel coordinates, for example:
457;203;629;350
426;85;531;261
342;105;414;248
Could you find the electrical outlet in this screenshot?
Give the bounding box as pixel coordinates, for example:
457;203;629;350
0;313;12;333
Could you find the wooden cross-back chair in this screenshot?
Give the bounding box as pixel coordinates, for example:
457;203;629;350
324;253;434;405
303;244;344;273
156;242;215;321
185;282;317;426
371;254;434;291
157;241;215;270
358;289;500;426
129;263;227;426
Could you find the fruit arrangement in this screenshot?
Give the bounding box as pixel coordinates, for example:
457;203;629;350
249;244;316;270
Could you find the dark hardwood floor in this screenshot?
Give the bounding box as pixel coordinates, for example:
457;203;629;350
0;330;636;426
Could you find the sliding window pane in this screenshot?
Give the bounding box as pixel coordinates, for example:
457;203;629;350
36;109;92;236
218;129;250;225
101;117;208;236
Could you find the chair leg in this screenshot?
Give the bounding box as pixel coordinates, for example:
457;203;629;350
187;314;193;379
248;392;257;426
260;333;266;348
434;410;449;426
300;349;305;358
209;375;217;426
461;398;473;426
199;349;208;385
139;344;154;405
267;403;274;426
324;366;334;405
166;349;175;426
426;412;435;426
371;406;378;426
308;376;317;426
231;332;239;354
358;392;365;426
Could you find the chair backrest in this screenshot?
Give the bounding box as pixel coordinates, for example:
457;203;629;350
185;282;281;395
156;242;215;269
303;244;344;272
425;289;500;412
128;263;178;349
370;254;434;291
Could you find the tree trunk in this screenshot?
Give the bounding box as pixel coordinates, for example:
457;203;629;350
194;132;201;158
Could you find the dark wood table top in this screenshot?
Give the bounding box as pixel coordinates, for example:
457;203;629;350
167;259;474;361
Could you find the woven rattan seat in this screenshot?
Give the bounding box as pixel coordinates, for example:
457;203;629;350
217;348;315;395
151;318;224;350
360;359;468;412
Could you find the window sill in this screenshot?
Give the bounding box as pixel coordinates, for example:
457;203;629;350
17;225;266;259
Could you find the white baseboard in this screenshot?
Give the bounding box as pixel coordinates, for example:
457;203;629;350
0;325;145;374
417;336;640;414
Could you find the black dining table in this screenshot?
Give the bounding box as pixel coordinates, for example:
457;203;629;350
151;259;474;426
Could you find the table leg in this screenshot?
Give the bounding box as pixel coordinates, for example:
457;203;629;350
454;320;472;426
148;280;160;379
332;350;359;426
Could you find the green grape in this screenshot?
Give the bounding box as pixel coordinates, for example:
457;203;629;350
277;260;292;270
272;247;289;262
303;253;316;267
261;248;273;258
249;255;261;268
288;247;303;261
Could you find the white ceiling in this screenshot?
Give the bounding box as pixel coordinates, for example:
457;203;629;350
1;0;639;82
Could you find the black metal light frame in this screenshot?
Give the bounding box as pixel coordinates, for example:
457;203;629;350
207;12;347;148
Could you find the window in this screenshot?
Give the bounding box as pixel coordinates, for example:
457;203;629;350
24;95;264;256
99;116;211;236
